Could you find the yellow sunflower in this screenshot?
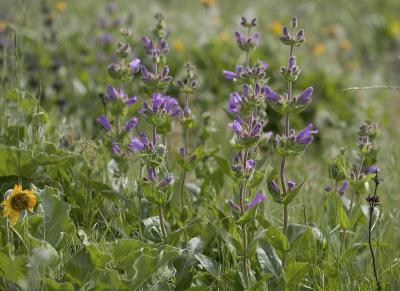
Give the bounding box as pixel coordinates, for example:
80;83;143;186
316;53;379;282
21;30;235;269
1;184;37;226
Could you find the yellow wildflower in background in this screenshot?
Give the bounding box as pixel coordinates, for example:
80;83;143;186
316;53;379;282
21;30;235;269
312;42;326;55
55;1;66;12
0;20;7;32
268;21;282;36
388;20;400;37
174;39;185;53
339;39;352;51
1;184;37;226
201;0;216;7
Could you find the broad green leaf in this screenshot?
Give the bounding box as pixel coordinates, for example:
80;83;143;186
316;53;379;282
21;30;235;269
287;223;307;245
337;204;350;229
39;187;76;248
283;262;310;288
265;227;290;252
45;279;74;291
257;240;282;279
282;177;306;205
194;253;222;277
0;248;28;288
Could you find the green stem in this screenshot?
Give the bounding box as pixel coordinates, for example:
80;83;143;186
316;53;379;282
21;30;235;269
242;224;250;288
158;204;167;239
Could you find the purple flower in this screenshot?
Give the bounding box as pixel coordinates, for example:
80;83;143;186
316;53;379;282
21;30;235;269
251;122;262;137
129;58;141;74
247;159;255;171
251;32;261;45
106;85;125;102
288;180;296;190
129;132;151;152
96;115;112;131
147;168;156;182
282;26;289;37
223;70;237;80
271;180;280;193
288;56;296;70
228;200;241;212
111;142;120;155
99;33;113;44
264;86;279;102
234;31;246;46
159;174;173;187
295;124;318;145
338;181;349;196
142;36;154;54
228;92;243;113
324;185;332;192
297;87;313;104
296;29;305;41
125;96;138;105
124;117;138;131
248;192;266;208
164;96;181;116
367;166;380;174
229;119;243;135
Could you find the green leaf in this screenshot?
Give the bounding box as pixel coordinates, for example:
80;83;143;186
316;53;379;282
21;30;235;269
194;253;222;277
337;204;350;229
256;240;282;279
265;227;290;252
287;223;307;245
45;279;74;291
90;180;125;202
247;273;273;291
284;262;310;288
266;169;283;203
248;170;266;189
237;205;257;225
0;248;28;288
39;187;76;248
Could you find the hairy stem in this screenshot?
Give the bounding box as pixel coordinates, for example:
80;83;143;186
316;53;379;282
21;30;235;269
340;154;365;251
158;204;167;239
368;205;381;291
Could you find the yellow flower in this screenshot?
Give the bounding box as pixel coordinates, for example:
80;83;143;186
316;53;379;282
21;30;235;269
1;184;37;226
339;39;352;51
201;0;216;7
312;42;326;55
55;1;66;12
0;20;8;32
388;20;400;37
268;21;282;36
173;39;185;53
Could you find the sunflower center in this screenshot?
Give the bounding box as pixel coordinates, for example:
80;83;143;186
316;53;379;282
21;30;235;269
10;193;30;211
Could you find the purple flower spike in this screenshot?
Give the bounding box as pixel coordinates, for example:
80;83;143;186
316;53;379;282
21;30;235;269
159;38;169;54
96;115;112;131
111;142;120;155
228;200;241;212
271;180;280;193
248;192;266;209
338;181;349;196
164;96;181;116
297;87;313;104
124;117;138;131
288;180;296;190
223;70;237;80
264;86;279;102
295;123;318;145
129;58;141;73
228;92;243;113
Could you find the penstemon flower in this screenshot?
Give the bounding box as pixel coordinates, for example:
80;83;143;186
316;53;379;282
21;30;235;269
222;16;269;288
265;17;317;269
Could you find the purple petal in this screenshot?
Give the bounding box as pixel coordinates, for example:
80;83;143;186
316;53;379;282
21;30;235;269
228;200;241;212
251;122;262;137
264;86;279;102
229;120;242;134
223;70;237;80
129;137;145;151
124;117;138;131
271;180;280;193
228;92;242;113
111;142;120;155
96;115;112;131
288;56;296;70
288;180;296;190
295;123;318;145
129;58;141;73
125;96;138;105
297;87;313;104
248;192;266;209
338;181;349;196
